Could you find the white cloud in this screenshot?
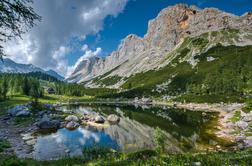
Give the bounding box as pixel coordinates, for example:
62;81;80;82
81;44;89;52
3;0;129;76
52;46;70;75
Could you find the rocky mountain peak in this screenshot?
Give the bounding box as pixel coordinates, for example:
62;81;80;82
144;4;251;50
67;4;252;85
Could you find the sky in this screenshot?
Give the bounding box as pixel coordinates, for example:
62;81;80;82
3;0;252;77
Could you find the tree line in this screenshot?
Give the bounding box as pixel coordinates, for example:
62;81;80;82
0;72;117;101
0;74;44;101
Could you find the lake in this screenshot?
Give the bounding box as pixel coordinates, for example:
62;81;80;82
32;104;221;160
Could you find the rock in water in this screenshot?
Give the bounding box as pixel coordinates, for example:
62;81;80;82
65;115;79;122
37;115;60;129
95;115;105;124
107;114;120;123
65;121;79;130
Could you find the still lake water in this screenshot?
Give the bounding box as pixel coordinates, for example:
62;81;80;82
33;104;220;160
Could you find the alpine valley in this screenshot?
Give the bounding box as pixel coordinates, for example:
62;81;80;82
1;3;252;166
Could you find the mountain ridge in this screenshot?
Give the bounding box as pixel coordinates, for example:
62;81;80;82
0;58;64;80
67;4;252;88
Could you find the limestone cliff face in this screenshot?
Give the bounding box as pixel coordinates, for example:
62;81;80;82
66;4;252;85
66;56;100;83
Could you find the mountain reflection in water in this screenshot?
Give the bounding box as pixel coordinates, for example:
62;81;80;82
33;104;218;160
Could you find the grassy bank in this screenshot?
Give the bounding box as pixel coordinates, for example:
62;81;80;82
0;94;94;110
0;149;252;166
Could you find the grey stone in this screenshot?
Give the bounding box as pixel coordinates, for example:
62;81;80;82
16;110;31;117
65;121;79;130
43;104;54;110
37;115;60;129
235;136;246;143
235;121;249;130
107;114;120;123
7;105;28;116
242;113;252;122
65;115;79;122
95;115;105;123
244;136;252;148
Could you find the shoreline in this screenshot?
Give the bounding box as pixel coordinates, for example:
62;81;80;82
0;99;251;160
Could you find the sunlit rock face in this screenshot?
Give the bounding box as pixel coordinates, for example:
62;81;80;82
66;56;100;83
66;4;252;85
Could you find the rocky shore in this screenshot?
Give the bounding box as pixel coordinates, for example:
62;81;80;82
165;102;252;150
0;102;121;159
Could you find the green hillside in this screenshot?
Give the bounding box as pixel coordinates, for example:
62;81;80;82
106;29;252;102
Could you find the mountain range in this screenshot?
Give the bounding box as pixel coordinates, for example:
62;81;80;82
66;4;252;92
0;58;64;80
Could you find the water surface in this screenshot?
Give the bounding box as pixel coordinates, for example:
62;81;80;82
33;104;220;160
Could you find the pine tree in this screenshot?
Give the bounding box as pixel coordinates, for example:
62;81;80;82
1;77;8;100
22;77;30;96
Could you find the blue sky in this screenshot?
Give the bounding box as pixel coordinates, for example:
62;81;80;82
4;0;252;76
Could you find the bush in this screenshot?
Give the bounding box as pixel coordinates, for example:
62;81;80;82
0;139;10;152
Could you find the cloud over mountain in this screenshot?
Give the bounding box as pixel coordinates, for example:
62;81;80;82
3;0;128;76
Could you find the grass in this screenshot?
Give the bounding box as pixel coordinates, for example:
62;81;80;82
0;149;252;166
14;117;35;125
0;95;30;111
0;94;95;110
0;139;10;153
242;100;252;113
230;111;241;123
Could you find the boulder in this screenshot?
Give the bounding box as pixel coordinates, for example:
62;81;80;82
242;113;252;122
65;115;79;122
235;135;246;143
95;115;105;123
65;121;79;130
26;139;36;146
107;114;120;123
43;104;54;110
38;111;47;117
235;121;249;130
37;115;60;129
16;110;31;117
244;136;252;148
8;105;28;116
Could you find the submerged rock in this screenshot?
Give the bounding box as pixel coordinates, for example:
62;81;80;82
65;121;79;130
107;114;120;123
65;115;79;122
95;115;105;124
